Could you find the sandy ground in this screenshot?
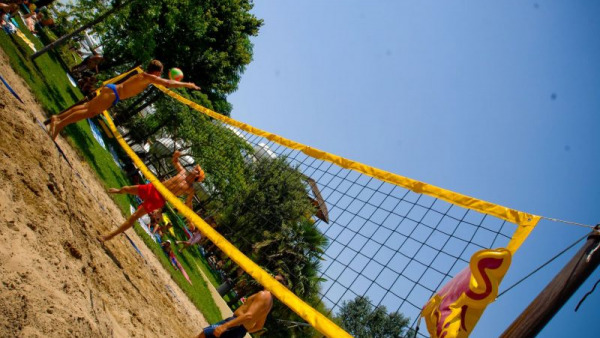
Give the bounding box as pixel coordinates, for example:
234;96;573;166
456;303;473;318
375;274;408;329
0;48;210;337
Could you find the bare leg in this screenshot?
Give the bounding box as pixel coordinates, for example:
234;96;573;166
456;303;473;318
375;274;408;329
196;331;206;338
51;106;98;140
44;97;92;125
99;206;148;242
50;88;114;140
108;185;140;195
48;103;87;137
0;3;18;14
47;115;57;138
54;104;89;124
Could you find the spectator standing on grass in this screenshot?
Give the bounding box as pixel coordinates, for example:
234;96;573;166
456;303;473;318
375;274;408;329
147;209;163;234
161;240;180;269
71;53;104;75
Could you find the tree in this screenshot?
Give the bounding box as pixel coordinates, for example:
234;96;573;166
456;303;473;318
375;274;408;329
253;218;327;299
31;0;127;60
214;157;330;337
255;219;329;337
338;296;412;338
55;0;112;36
123;91;252;210
55;0;262;115
218;157;315;250
98;0;263;115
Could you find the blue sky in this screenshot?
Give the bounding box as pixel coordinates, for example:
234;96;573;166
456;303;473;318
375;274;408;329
227;1;600;337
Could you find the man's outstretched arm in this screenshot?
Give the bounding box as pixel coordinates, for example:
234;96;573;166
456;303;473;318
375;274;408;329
185;192;195;208
145;73;200;90
183;193;196;224
172;150;185;173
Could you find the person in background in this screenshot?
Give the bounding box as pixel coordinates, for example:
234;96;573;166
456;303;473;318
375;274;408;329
176;226;203;253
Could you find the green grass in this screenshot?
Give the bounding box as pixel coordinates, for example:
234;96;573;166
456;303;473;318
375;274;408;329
161;206;230;288
1;24;223;324
164;210;244;309
133;222;223;323
0;17;81;113
164;207;223;287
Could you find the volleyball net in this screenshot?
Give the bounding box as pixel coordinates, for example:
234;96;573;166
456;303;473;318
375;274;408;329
100;68;543;337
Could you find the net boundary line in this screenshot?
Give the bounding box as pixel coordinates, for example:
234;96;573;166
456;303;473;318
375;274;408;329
151;80;541;253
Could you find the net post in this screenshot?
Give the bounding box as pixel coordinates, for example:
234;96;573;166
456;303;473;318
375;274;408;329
501;224;600;338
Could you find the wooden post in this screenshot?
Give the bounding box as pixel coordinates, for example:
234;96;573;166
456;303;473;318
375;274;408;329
501;225;600;338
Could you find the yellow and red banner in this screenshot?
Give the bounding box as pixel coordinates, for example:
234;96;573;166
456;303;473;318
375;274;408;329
422;248;512;338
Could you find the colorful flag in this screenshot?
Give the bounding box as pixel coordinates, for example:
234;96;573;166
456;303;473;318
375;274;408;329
422;248;512;338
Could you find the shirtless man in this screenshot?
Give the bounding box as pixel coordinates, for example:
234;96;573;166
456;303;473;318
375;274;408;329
71;54;104;75
99;150;204;242
197;275;286;338
48;59;200;140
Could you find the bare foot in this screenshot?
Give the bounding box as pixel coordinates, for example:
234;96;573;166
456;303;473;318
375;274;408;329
107;188;120;194
48;116;58;140
47;116;55;137
97;235;108;243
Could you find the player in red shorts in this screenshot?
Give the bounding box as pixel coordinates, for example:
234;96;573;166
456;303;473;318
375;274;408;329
100;150;204;242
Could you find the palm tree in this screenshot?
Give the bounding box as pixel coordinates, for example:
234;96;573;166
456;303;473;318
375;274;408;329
253;218;328;299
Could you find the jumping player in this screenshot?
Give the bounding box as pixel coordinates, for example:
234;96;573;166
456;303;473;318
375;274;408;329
100;150;204;242
48;59;200;140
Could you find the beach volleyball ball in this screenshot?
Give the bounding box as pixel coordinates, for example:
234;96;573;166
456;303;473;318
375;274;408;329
169;68;184;81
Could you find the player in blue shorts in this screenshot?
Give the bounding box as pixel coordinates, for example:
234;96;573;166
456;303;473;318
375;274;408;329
48;59;200;140
197;275;286;338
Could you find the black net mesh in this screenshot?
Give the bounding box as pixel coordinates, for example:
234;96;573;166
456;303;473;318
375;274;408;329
124;88;522;336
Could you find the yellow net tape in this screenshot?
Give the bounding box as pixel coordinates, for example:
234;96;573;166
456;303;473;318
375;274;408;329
151;84;541;253
100;103;351;338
